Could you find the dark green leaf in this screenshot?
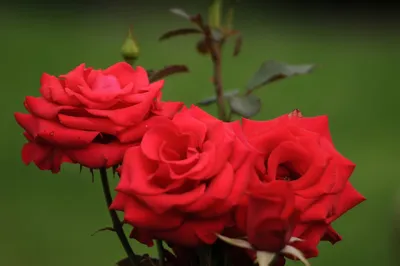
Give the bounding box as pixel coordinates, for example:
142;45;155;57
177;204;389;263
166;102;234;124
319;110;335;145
246;60;315;92
149;65;189;82
233;34;242;56
229;94;261;118
159;28;202;41
197;89;240;106
91;226;115;236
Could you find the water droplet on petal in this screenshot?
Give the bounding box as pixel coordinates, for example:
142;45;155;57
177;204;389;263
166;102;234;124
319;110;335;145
49;131;54;136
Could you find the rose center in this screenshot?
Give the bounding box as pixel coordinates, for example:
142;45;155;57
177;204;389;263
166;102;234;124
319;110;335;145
275;163;301;181
92;74;121;93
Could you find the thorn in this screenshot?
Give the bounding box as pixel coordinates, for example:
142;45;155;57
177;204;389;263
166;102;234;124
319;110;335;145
91;226;116;236
112;165;119;178
90;168;94;183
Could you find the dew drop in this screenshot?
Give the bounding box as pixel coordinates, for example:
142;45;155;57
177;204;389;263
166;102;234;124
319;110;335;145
49;131;54;136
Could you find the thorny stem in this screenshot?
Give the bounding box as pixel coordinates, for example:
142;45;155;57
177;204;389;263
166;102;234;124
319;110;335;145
99;168;138;266
209;40;229;122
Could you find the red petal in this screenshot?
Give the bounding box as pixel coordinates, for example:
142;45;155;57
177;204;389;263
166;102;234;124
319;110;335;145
65;142;132;168
110;193;183;230
58;114;124;135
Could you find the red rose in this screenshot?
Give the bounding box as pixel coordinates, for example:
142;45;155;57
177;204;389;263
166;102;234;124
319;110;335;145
246;181;299;253
111;106;257;246
14;62;183;173
239;110;365;257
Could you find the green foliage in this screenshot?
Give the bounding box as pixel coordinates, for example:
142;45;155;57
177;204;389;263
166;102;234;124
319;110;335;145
246;60;314;93
197;89;240;106
228;94;261;118
159;28;202;41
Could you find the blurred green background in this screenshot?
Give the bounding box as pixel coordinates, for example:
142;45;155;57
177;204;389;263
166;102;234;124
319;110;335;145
1;2;399;266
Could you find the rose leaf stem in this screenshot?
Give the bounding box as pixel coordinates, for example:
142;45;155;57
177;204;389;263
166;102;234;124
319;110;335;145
209;40;228;122
99;167;138;266
156;240;165;266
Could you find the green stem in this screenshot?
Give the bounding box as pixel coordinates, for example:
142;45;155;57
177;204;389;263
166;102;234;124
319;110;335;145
156;240;165;266
99;168;138;266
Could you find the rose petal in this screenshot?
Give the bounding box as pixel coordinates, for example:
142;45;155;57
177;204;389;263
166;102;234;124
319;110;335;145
152;101;184;118
39;73;80;106
21;141;71;173
58;114;124;135
64;142;131;168
181;163;234;214
15;113;99;148
111;193;183;230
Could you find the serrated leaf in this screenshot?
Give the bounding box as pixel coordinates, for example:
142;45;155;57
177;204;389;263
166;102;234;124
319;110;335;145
246;60;315;92
229;94;261;118
149;65;189;82
159;28;202;41
91;226;115;236
197;89;240;106
233;34;242;56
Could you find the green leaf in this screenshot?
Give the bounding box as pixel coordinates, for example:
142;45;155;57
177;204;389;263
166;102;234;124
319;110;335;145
197;89;240;106
149;65;189;82
246;60;314;92
228;94;261;118
159;28;202;41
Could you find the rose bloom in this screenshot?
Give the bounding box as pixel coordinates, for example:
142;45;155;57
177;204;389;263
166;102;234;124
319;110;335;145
235;110;365;258
223;181;302;266
111;106;257;246
14;62;183;173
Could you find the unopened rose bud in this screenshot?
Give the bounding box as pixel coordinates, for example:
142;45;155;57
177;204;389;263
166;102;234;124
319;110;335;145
121;27;139;65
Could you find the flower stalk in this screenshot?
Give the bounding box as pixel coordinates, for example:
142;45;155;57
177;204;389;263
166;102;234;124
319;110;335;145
208;37;228;121
99;168;138;266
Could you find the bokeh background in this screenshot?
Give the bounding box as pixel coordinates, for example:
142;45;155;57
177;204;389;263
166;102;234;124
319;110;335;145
1;0;400;265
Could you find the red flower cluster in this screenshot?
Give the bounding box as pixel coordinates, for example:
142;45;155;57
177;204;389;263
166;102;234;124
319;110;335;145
15;63;365;265
15;62;182;172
